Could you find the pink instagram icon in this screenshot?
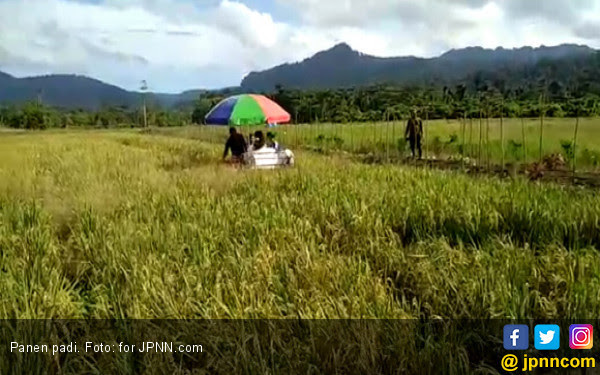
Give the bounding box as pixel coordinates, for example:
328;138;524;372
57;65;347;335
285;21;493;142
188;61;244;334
570;325;593;349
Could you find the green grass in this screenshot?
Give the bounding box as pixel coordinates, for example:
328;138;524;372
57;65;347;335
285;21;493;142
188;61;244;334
167;118;600;169
1;129;599;320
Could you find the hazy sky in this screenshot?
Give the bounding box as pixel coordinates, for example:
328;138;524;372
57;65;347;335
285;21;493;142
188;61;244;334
0;0;599;92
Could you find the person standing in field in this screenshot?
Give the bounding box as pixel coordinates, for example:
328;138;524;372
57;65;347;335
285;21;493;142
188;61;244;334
405;110;423;159
223;126;247;162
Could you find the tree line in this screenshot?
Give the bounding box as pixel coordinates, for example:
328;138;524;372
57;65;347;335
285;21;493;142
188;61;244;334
192;51;600;123
188;85;599;126
0;102;190;130
2;88;598;130
2;51;600;129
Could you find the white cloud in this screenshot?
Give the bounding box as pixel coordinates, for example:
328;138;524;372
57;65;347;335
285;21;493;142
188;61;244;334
0;0;598;92
278;0;600;57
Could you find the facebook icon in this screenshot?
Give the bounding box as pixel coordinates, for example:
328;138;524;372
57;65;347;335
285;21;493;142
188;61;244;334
504;325;529;350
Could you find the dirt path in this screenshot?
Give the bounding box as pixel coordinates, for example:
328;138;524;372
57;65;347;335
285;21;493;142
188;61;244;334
356;153;600;188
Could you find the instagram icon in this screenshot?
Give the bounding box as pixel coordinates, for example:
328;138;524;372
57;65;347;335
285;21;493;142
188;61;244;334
570;325;593;349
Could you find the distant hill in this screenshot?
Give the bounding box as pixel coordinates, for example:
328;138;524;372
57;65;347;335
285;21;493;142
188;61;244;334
0;71;240;110
0;73;141;109
0;71;14;82
0;73;209;110
240;43;597;91
1;43;598;109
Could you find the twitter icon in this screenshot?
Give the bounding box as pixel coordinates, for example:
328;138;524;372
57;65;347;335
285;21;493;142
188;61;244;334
535;324;560;350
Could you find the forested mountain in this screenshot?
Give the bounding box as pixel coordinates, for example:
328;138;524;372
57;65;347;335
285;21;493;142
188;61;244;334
240;43;596;91
0;71;14;82
2;46;600;130
1;43;599;112
0;74;141;109
0;71;237;110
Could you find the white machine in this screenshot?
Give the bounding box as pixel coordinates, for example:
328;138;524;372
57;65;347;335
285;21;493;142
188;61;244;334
243;147;295;169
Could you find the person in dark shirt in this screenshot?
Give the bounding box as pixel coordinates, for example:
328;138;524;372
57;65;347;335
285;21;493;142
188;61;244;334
405;110;423;159
251;130;265;151
223;127;247;162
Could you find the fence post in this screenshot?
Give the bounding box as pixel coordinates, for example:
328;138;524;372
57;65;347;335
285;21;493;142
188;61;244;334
521;118;527;164
486;104;490;171
478;109;483;170
385;110;390;163
539;94;545;163
349;120;354;153
424;106;429;162
334;119;339;151
469;117;474;159
294;111;299;148
314;115;318;151
375;118;380;156
392;113;397;161
461;112;466;170
375;120;379;157
572;114;580;178
500;99;505;171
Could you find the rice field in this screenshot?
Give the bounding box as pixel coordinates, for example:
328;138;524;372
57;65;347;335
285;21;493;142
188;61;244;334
171;118;600;170
1;128;599;320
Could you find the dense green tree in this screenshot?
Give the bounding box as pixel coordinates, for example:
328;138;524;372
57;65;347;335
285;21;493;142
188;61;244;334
191;97;220;124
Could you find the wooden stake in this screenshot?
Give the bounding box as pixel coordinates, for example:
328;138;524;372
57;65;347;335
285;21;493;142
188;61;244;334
385;111;390;162
140;80;148;128
521;117;527;164
573;115;580;177
334;119;339;150
500;99;505;171
392;112;397;161
486;105;490;171
478;109;483;169
375;118;379;155
373;120;376;155
294;111;299;148
469;117;474;158
539;94;545;163
461;112;466;170
350;120;354;153
425;106;429;162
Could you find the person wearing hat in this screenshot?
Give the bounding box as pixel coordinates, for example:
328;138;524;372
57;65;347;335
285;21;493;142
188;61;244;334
405;109;423;159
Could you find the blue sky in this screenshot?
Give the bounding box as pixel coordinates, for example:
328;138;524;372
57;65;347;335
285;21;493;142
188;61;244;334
0;0;599;93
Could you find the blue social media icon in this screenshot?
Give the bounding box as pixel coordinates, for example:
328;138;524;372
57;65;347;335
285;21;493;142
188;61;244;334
534;324;560;350
504;324;529;350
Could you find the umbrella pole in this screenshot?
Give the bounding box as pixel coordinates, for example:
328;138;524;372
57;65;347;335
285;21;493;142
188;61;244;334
246;123;250;151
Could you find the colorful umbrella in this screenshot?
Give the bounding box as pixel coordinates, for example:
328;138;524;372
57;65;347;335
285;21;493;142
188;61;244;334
205;94;291;126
